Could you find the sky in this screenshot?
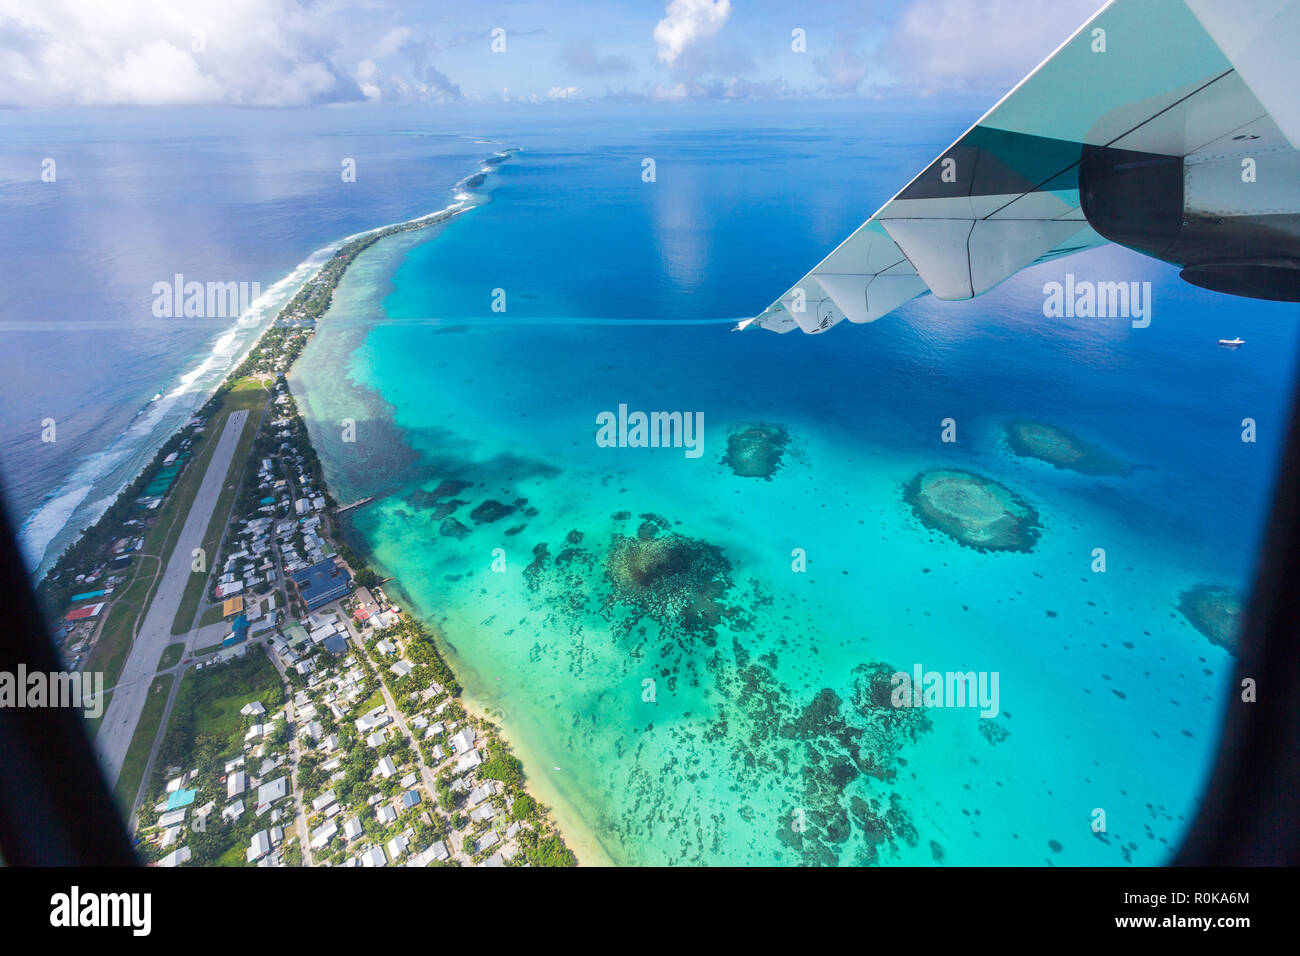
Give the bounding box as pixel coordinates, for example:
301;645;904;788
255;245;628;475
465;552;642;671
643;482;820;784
0;0;1106;109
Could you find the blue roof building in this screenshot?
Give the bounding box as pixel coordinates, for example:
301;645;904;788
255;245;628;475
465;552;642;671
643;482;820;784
222;614;250;648
292;559;352;611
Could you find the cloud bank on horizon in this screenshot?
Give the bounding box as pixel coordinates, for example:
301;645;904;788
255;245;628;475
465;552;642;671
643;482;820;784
0;0;1104;108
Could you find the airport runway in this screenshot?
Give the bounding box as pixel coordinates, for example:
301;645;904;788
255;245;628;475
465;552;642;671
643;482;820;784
95;409;248;785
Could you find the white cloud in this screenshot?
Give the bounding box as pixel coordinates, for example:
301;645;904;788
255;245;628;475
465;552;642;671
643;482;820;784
546;85;579;99
355;59;383;101
651;82;690;102
886;0;1104;95
653;0;731;66
355;60;463;104
814;31;870;95
370;27;414;60
0;0;363;106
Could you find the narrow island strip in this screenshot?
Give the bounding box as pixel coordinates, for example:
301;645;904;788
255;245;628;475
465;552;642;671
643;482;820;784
40;150;576;867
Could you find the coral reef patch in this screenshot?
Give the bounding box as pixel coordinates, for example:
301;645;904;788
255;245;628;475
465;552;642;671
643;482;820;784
903;469;1041;553
723;423;790;480
1003;420;1132;476
1178;584;1244;654
470;499;516;523
605;524;733;634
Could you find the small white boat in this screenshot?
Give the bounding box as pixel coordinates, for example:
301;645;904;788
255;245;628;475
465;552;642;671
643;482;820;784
1217;337;1245;348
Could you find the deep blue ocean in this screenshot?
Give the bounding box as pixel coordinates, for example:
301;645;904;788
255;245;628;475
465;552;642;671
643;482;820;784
0;107;493;574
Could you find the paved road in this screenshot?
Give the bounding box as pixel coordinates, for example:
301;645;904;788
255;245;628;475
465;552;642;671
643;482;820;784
95;409;249;784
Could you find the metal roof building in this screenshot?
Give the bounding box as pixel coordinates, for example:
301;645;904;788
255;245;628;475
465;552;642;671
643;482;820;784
291;559;351;611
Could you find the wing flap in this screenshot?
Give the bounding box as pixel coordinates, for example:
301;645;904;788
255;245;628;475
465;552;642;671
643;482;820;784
742;0;1284;335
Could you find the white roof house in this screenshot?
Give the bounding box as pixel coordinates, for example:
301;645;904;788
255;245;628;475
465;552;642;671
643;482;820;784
158;846;191;868
343;817;364;841
247;830;272;863
376;804;397;825
311;790;337;813
376;756;397;779
355;713;392;734
386;834;409;862
361;845;387;867
256;776;288;814
455;749;483;773
450;728;476;754
310;822;338;850
227;771;248;798
157;809;187;829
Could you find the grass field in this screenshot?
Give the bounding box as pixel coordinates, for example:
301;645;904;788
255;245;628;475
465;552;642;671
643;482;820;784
145;649;284;866
157;648;282;774
84;555;161;690
157;643;185;671
185;650;281;742
113;673;175;812
198;603;226;628
171;379;269;635
215;843;247;867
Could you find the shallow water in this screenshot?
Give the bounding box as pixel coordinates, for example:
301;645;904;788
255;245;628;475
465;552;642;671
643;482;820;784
291;105;1300;865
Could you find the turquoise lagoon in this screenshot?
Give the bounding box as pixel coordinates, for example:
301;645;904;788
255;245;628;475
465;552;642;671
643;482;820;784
290;107;1300;865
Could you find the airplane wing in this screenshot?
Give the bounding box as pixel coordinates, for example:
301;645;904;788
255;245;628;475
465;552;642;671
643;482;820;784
741;0;1300;333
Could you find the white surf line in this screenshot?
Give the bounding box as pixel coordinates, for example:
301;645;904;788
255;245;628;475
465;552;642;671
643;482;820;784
21;144;519;580
17;187;499;575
